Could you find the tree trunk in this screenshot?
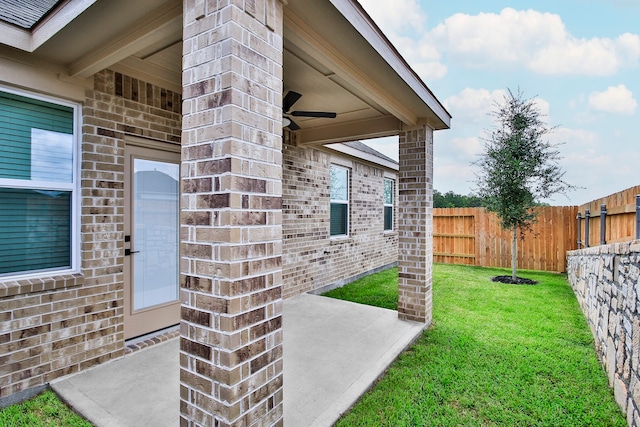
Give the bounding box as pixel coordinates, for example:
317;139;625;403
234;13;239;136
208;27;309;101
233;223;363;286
512;225;517;280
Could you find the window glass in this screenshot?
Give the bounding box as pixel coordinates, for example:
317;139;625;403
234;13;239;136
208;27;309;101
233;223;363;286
0;92;74;181
330;166;348;201
384;178;394;231
330;165;349;236
0;90;76;276
0;189;71;274
384;178;393;205
30;129;74;182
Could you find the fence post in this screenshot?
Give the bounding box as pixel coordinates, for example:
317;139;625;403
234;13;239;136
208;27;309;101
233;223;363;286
577;212;582;249
636;195;640;240
600;204;607;245
585;209;590;248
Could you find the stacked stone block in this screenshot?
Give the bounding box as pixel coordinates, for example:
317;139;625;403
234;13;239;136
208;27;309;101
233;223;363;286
180;0;284;425
397;125;433;323
281;143;398;298
0;69;180;404
568;241;640;426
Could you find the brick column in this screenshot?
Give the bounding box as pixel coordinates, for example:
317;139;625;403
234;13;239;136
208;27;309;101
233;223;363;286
180;1;284;426
397;125;433;324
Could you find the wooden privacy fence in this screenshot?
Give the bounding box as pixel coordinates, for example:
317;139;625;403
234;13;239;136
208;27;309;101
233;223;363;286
433;206;578;272
576;185;640;247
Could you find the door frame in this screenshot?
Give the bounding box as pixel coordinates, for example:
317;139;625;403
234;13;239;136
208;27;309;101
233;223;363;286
123;136;181;340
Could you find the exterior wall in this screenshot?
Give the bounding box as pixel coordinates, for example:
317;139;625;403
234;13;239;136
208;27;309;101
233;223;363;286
0;69;181;404
282;141;398;298
567;241;640;426
397;125;433;323
0;62;398;406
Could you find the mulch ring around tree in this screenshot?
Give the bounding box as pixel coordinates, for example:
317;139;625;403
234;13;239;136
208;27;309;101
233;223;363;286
491;275;538;285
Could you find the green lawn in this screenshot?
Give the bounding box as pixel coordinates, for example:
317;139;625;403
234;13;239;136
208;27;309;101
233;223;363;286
0;389;91;427
324;263;626;427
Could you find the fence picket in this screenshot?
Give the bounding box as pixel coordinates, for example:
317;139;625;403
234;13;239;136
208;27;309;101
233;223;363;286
433;206;577;272
433;186;640;273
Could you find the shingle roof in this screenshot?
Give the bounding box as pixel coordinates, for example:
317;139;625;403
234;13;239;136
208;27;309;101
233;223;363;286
0;0;62;29
342;140;397;164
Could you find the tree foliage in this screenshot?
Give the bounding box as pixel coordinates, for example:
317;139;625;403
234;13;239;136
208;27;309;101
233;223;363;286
474;89;574;279
433;190;485;208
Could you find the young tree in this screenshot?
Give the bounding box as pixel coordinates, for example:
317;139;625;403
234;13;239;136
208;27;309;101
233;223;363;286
474;89;574;281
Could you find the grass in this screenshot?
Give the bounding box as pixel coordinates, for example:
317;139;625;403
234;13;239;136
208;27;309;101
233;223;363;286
324;263;627;427
0;390;92;427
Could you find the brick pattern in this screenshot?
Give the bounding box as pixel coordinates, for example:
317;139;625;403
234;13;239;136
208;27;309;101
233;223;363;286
0;70;181;402
397;125;433;323
92;69;181;143
125;329;180;355
180;0;284;425
282;143;398;298
567;242;640;426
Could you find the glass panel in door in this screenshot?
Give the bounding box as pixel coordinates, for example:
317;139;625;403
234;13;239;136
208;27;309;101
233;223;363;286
132;158;179;310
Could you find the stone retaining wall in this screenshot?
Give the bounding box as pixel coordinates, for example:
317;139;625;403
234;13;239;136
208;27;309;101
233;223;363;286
567;241;640;426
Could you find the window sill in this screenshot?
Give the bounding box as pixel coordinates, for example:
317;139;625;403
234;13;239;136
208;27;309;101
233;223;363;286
0;272;84;298
330;235;352;244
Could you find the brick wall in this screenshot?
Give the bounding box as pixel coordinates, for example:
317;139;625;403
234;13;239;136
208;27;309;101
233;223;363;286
282;141;398;298
1;64;399;405
0;70;181;404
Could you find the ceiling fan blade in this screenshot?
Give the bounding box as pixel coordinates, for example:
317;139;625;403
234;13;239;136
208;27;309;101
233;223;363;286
290;111;337;118
283;91;302;113
287;118;300;131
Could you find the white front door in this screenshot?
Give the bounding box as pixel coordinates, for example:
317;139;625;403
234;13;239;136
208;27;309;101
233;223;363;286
124;141;180;339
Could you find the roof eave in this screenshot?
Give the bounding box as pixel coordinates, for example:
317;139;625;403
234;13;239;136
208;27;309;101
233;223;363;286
328;0;451;130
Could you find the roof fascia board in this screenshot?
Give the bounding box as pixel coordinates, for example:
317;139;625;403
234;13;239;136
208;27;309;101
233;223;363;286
327;143;398;171
0;0;98;52
328;0;451;128
284;12;419;127
31;0;99;51
0;22;31;51
296;115;401;146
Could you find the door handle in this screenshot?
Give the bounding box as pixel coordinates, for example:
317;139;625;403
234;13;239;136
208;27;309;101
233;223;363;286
125;249;140;256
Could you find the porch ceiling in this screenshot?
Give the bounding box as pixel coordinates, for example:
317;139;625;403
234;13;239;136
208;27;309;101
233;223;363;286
0;0;450;145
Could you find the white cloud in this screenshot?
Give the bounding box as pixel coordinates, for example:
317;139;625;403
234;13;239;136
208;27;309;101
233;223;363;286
358;0;425;35
433;161;478;194
429;8;640;76
444;88;551;126
359;0;447;81
588;84;637;115
444;88;506;123
449;136;483;159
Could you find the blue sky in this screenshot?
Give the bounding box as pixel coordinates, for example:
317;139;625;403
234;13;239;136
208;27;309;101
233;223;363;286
359;0;640;205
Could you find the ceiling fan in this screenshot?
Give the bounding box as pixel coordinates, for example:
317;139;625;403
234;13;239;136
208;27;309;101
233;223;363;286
282;90;337;130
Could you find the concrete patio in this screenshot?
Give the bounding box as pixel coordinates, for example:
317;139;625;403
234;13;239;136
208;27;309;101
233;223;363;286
52;293;425;426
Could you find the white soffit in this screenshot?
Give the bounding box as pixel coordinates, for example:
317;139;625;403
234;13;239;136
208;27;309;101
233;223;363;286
329;0;451;129
0;0;98;52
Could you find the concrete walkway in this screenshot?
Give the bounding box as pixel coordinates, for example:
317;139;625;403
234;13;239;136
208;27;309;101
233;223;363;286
52;293;425;426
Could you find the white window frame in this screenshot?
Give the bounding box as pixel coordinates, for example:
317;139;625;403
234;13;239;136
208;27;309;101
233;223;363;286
0;85;81;279
330;164;349;237
383;177;394;231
